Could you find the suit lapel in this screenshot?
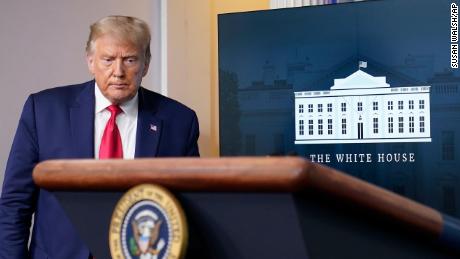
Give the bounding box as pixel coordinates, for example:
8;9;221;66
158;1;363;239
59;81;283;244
70;82;95;158
135;87;162;158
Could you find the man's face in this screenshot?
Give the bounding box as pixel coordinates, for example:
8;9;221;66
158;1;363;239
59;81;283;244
87;34;149;104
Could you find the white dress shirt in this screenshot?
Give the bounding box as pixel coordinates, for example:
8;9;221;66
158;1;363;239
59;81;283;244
94;83;138;159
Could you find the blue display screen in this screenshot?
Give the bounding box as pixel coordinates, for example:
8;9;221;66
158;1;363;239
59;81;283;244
219;0;460;217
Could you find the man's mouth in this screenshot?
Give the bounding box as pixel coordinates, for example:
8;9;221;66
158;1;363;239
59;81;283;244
109;83;128;89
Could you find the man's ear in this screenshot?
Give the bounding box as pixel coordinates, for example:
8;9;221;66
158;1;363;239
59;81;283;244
86;53;95;75
142;61;150;77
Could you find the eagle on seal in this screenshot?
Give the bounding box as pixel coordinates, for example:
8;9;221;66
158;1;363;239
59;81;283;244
129;210;164;258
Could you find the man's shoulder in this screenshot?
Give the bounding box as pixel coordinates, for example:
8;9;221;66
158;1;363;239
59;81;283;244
33;80;93;99
140;87;196;116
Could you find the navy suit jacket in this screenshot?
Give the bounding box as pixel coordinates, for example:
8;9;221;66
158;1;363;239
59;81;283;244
0;80;199;258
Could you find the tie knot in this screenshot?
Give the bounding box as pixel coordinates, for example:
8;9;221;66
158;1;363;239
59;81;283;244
107;104;122;116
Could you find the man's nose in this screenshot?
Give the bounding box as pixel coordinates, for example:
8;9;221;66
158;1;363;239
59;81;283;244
113;59;125;78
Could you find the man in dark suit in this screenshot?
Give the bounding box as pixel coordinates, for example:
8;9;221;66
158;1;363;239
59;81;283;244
0;16;199;258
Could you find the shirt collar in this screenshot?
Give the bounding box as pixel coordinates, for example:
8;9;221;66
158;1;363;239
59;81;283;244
94;82;138;116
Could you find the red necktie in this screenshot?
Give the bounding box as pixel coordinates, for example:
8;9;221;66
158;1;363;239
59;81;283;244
99;105;123;159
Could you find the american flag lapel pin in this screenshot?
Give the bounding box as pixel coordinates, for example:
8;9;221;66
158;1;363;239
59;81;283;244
150;124;157;132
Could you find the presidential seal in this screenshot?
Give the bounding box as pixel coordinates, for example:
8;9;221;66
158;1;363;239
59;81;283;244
109;184;188;259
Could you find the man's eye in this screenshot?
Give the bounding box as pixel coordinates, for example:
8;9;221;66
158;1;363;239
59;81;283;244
102;58;113;64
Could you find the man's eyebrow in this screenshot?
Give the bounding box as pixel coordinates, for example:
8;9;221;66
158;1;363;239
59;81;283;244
100;54;115;58
122;54;139;58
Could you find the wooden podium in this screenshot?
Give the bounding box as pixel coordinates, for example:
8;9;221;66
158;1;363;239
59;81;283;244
33;157;460;258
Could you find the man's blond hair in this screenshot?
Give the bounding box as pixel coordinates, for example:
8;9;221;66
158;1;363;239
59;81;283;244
86;15;151;64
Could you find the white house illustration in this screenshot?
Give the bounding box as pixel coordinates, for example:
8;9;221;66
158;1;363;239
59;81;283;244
294;70;431;144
